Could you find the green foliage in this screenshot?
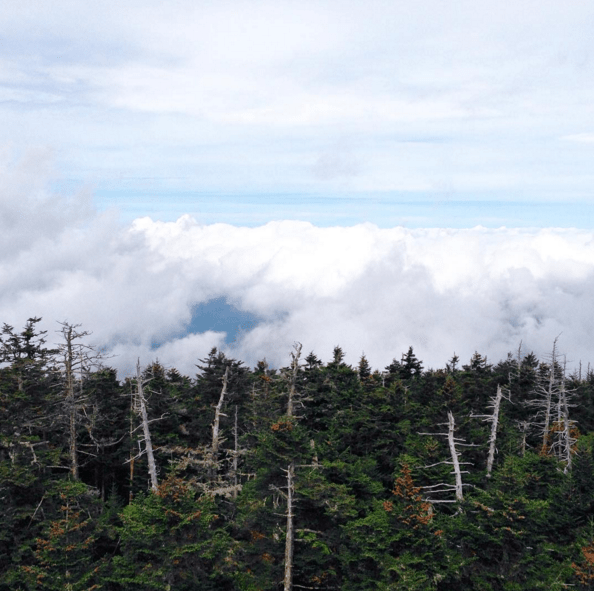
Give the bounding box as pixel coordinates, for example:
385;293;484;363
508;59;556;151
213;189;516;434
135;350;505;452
111;476;233;590
6;480;106;591
343;462;461;590
3;319;594;590
450;453;574;589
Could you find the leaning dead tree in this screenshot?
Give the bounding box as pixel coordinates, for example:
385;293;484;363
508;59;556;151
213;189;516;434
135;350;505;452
472;385;510;478
127;360;160;493
208;366;229;481
205;365;245;497
419;411;476;503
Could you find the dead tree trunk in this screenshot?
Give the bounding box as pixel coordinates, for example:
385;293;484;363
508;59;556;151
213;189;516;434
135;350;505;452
528;339;577;469
553;379;578;473
485;386;503;477
56;323;93;480
528;338;561;455
471;384;507;478
447;411;464;502
129;386;136;503
282;343;302;591
136;360;158;492
287;343;302;419
209;366;229;480
419;411;476;504
232;405;239;499
65;330;78;480
283;462;295;591
541;357;555;453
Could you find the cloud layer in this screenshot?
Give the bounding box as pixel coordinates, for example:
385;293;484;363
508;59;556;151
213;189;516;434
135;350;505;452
3;154;594;377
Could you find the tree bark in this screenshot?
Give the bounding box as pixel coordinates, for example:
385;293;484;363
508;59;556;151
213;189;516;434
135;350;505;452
287;343;302;418
63;325;78;480
447;411;464;502
137;360;158;492
232;404;239;499
486;385;503;478
209;366;229;480
283;344;301;590
284;462;295;591
541;360;555;453
129;386;136;502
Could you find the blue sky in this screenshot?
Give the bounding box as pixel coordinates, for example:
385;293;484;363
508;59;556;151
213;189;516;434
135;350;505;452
2;0;594;228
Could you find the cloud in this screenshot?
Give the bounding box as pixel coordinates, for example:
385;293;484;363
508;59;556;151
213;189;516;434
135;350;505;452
2;0;594;205
3;153;594;378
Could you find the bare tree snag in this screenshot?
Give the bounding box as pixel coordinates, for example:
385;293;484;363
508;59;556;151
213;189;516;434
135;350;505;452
287;342;302;418
472;385;508;478
419;411;476;503
232;404;239;499
552;375;578;473
282;344;302;591
206;366;230;481
212;366;229;474
55;322;102;481
447;412;464;501
527;339;577;470
486;386;503;477
136;360;158;492
284;462;295;591
129;386;136;502
542;348;556;453
63;327;78;479
528;338;560;455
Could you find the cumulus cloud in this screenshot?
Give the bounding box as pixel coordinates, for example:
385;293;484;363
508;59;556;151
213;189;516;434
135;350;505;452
2;154;594;378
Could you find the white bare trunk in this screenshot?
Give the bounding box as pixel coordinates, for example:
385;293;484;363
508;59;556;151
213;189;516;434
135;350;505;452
540;346;558;453
447;411;464;502
65;327;78;480
55;322;99;482
486;385;503;478
209;366;229;479
212;367;229;457
137;360;158;492
129;387;136;502
284;462;295;591
287;343;302;418
232;405;239;499
283;345;301;590
558;382;577;473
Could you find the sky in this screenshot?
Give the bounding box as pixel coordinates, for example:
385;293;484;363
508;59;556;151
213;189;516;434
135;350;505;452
2;1;594;375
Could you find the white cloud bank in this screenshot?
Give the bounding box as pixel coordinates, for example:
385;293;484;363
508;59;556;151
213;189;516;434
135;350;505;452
2;154;594;377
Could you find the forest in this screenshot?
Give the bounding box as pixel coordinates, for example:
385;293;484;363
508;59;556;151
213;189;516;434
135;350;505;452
2;317;594;591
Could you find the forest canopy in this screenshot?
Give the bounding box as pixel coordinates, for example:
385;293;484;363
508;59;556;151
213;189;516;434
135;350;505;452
1;318;594;590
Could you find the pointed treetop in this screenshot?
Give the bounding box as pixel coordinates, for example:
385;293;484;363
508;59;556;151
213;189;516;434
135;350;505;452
358;353;371;379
